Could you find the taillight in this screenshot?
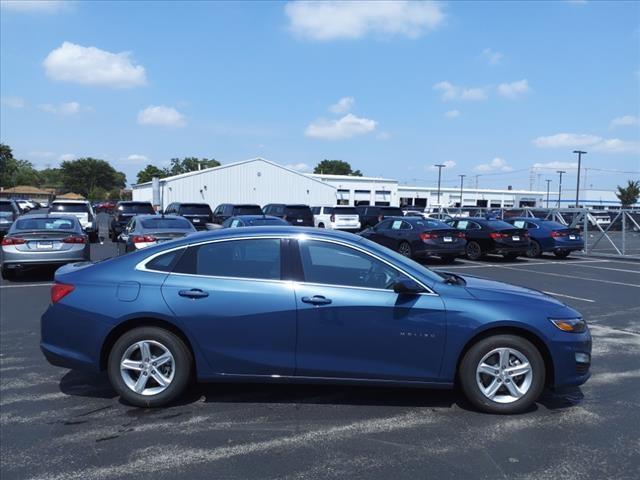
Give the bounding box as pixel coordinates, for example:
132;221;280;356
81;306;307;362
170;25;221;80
1;237;27;246
457;232;466;238
51;283;74;303
132;235;156;243
489;232;509;239
551;231;566;238
420;232;437;241
330;214;335;222
63;235;87;244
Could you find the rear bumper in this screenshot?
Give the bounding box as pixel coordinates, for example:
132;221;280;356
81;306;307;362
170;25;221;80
491;242;529;255
415;243;466;257
550;240;584;252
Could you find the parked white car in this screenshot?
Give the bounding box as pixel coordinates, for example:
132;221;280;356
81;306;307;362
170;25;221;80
311;206;361;232
50;199;98;242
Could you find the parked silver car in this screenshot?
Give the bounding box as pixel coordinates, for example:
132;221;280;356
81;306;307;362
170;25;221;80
118;215;196;253
1;215;90;279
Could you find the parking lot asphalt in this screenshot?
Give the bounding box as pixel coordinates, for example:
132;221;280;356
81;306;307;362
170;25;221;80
1;214;639;480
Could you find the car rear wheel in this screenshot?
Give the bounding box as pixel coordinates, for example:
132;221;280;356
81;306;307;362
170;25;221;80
554;250;571;259
465;241;483;260
107;327;193;408
398;241;412;258
526;240;542;258
459;334;545;414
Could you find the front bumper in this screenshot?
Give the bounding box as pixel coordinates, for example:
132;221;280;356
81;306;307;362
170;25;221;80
549;328;592;389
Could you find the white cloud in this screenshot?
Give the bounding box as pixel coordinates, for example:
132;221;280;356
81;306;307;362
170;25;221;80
305;113;377;140
444;109;459;118
532;133;601;148
43;42;146;88
38;101;81;115
474;157;513;172
427;160;456;171
433;81;488;101
497;79;530;99
481;48;503;66
285;162;312;172
610;115;639;129
1;96;26;108
0;1;67;12
58;153;75;161
285;0;445;41
127;154;149;163
137;105;186;128
592;138;640;154
532;161;579;170
329;96;355;114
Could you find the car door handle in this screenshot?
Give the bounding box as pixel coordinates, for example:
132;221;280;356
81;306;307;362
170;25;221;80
178;289;209;299
301;295;332;305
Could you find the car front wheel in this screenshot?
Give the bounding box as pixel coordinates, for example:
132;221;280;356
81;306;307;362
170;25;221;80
107;327;193;408
459;334;545;414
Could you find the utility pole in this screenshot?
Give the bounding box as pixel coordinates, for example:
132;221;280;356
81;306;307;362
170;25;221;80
573;150;587;208
545;179;551;208
557;170;566;209
458;174;466;215
434;164;446;210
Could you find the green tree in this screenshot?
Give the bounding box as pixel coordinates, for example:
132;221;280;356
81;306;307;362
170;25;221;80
38;168;64;191
88;186;108;201
59;158;126;197
167;157;220;176
313;159;362;176
616;180;640;208
136;164;168;184
0;143;16;187
107;188;122;201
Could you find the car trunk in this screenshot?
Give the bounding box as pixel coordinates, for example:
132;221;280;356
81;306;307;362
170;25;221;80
285;207;313;226
8;231;82;252
423;228;463;244
494;228;529;245
146;230;190;243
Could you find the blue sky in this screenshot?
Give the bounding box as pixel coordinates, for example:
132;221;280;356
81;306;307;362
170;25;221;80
1;0;639;190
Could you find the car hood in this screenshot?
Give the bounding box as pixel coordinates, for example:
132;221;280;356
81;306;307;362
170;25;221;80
457;274;565;307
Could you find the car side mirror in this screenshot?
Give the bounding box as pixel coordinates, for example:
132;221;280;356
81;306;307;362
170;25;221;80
393;278;424;295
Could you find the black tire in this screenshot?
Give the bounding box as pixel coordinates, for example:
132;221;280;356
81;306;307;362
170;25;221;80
107;327;193;408
554;250;571;259
398;241;412;258
465;241;483;260
89;232;99;244
1;266;16;280
459;334;545;414
440;254;457;264
503;253;519;261
526;240;542;258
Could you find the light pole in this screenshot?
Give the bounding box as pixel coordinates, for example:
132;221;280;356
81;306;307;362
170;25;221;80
573;150;587;208
458;174;466;215
434;164;446;210
557;170;566;209
545;179;551;208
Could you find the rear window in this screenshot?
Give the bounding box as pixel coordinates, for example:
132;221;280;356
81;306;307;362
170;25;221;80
14;218;76;231
51;203;89;213
333;207;357;215
285;206;312;215
119;203;155;214
246;218;287;226
140;218;193;229
233;205;262;215
179;204;211;215
0;202;14;212
145;249;184;272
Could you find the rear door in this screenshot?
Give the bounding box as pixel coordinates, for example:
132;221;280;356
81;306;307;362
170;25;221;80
161;237;297;375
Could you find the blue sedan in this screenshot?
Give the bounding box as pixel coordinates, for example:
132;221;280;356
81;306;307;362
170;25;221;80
41;227;591;413
505;217;584;258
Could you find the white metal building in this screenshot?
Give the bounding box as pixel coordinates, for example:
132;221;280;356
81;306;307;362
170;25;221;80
132;158;336;209
397;186;545;209
306;174;398;206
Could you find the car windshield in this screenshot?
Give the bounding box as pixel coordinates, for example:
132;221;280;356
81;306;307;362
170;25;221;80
180;204;211;215
234;205;262;215
119;203;155;214
333;207;358;214
141;218;193;229
0;202;14;212
51;203;89;213
14;217;76;231
246;218;287;226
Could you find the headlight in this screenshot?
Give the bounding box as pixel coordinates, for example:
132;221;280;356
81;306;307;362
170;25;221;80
549;317;587;333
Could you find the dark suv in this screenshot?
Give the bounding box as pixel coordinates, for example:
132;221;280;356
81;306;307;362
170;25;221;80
0;200;21;237
262;204;314;226
109;201;156;241
164;202;213;230
212;204;263;224
356;206;404;229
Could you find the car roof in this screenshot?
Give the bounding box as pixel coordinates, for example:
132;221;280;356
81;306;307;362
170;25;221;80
228;215;282;220
52;199;88;204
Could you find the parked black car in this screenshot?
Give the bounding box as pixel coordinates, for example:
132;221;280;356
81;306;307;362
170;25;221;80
262;204;314;226
164;202;213;230
212;204;263;224
0;200;21;237
446;218;530;260
360;217;466;263
109;201;156;241
356;206;404;229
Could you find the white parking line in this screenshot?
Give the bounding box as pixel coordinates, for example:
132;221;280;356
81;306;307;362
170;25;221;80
496;266;640;288
568;264;640;274
542;291;595;303
443;259;609;269
0;283;53;289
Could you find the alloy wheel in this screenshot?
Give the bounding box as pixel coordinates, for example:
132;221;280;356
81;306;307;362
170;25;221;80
120;340;175;396
475;347;533;404
398;242;411;257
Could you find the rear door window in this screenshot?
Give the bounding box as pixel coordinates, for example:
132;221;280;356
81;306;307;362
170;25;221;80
179;204;211;215
512;220;526;229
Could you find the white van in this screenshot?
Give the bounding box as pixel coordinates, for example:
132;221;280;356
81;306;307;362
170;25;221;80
50;199;98;242
311;206;361;232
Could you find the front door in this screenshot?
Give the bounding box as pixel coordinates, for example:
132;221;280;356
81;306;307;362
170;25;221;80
292;239;446;382
161;238;297;376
